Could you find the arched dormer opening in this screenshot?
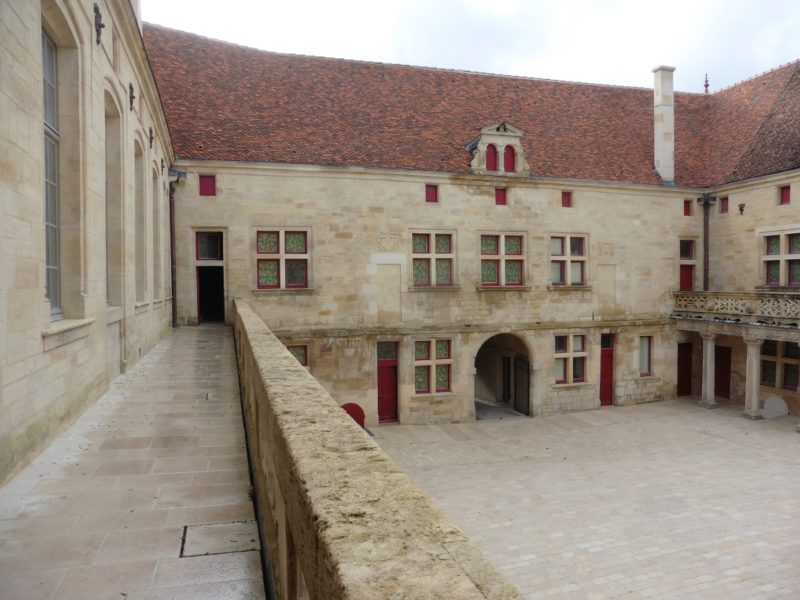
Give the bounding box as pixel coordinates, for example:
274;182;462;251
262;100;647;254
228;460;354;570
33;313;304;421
486;144;498;172
467;123;530;176
503;145;516;172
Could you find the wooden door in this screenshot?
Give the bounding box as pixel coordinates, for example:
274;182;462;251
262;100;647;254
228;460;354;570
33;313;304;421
377;342;398;423
600;333;614;406
679;265;694;292
513;357;530;415
714;346;732;399
501;356;512;403
677;343;693;396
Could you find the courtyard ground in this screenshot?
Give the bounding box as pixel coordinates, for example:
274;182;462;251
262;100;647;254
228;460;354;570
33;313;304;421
375;399;800;599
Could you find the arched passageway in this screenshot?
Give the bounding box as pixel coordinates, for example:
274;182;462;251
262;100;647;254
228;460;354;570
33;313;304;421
474;334;531;416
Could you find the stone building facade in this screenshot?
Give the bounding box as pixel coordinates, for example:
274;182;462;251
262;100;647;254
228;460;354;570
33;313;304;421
0;0;172;482
2;0;799;481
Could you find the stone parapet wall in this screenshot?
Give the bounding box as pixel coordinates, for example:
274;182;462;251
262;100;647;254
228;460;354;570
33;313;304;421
232;298;523;599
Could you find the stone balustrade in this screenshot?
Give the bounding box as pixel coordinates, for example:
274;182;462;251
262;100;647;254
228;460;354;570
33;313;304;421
232;298;523;600
673;291;800;322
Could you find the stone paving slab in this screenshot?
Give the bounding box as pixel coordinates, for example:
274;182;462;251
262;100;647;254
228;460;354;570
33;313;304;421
0;327;265;600
375;399;800;600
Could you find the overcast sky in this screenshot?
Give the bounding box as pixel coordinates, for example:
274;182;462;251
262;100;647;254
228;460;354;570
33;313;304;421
142;0;799;92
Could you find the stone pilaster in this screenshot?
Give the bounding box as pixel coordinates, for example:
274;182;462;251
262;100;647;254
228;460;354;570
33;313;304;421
699;332;717;408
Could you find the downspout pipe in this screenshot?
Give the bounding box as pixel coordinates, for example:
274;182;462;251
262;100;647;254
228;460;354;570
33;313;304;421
167;169;186;327
697;193;715;291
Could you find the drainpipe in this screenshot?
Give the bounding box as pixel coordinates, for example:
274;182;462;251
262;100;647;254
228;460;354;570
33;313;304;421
167;169;186;327
698;193;714;291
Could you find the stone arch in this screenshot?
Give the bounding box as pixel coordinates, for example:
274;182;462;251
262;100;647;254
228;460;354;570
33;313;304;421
473;332;533;416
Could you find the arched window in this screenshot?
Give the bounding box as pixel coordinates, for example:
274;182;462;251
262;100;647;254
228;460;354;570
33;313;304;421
486;144;498;171
504;145;516;172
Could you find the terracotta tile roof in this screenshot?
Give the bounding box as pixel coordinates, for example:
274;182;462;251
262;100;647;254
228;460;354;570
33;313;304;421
143;24;800;188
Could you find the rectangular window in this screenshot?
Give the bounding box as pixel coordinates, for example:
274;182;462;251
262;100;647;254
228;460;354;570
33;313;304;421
762;231;800;287
779;185;790;205
639;336;653;376
761;341;799;391
495;188;507;206
761;360;776;387
683;199;692;216
719;196;728;214
43;32;60;316
561;191;572;208
480;233;524;286
196;232;223;260
550;235;587;286
414;339;453;394
425;184;438;203
554;334;587;384
287;345;308;366
680;240;694;260
412;232;454;287
256;229;310;289
199;174;216;196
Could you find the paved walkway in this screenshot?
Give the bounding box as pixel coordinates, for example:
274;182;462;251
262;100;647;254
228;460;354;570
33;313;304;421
0;327;265;600
375;399;800;600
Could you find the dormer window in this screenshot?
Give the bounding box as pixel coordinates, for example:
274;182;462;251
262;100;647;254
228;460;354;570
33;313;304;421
486;144;498;171
503;145;515;172
467;123;529;176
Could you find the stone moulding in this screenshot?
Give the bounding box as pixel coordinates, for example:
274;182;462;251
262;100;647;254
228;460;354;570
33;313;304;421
232;298;523;600
673;291;800;320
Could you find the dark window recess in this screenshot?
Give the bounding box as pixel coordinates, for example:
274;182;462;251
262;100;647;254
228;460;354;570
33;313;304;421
196;232;223;260
561;191;572;207
199;175;216;196
495;188;507;206
680;240;694;260
425;184;438;203
683;199;692;216
719;196;728;213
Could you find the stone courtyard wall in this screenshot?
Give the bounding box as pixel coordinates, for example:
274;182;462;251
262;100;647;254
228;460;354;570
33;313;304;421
232;298;523;600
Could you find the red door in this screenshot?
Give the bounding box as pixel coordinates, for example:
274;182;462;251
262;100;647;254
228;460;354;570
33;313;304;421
599;334;614;406
677;343;693;396
679;265;694;291
714;346;731;399
377;342;398;423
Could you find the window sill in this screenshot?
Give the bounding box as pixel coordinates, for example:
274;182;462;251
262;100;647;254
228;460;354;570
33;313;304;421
476;285;531;292
551;382;593;390
409;285;461;293
547;285;592;292
107;305;123;324
754;286;800;292
134;301;150;315
42;318;94;352
411;392;456;399
252;287;315;296
638;375;661;382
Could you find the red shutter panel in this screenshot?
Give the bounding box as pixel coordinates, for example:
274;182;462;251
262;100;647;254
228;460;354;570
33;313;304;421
486;144;498;171
683;199;692;216
780;185;790;205
503;145;515;172
495;188;506;205
425;184;438;203
199;175;216;196
719;196;728;213
561;191;572;207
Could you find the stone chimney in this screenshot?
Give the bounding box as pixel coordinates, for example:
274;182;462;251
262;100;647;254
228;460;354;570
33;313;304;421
652;66;676;184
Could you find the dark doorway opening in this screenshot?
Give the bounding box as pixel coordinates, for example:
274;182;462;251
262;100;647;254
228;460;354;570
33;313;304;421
677;342;693;396
197;266;224;323
714;345;732;399
475;334;531;416
600;333;614;406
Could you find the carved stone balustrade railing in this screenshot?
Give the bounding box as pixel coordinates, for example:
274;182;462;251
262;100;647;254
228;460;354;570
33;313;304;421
673;291;800;322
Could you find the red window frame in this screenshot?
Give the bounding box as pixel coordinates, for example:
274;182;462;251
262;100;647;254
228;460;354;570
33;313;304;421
285;259;308;288
196;231;223;260
481;259;500;286
199;175;216;196
561;191;572;208
285;231;307;254
779;185;790;205
257;258;280;289
256;230;279;254
486;144;498;171
495;188;507;206
572;357;586;383
719;196;728;214
503;145;515;172
435;364;451;393
425;184;438;203
683;199;692;216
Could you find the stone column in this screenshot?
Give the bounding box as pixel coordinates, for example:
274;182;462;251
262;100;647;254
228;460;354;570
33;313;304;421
742;337;763;419
698;332;717;408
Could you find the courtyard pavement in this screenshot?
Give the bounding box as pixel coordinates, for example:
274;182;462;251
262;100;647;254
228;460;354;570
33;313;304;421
0;327;265;600
375;399;800;600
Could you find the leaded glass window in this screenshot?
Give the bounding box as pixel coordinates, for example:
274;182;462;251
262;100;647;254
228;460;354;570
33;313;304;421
257;231;279;254
435;365;450;392
481;260;499;285
377;342;397;360
285;231;306;254
481;235;498;255
435;234;451;254
43;32;60;315
789;234;800;254
505;236;522;255
789;260;800;287
766;261;780;286
505;260;522;285
415;341;429;360
257;259;279;288
555;334;588;384
480;233;524;286
413;259;430;286
766;235;780;255
287;345;308;366
435;259;451;286
255;229;309;289
285;259;307;287
784;364;799;391
415;366;430;393
435;340;450;360
413;233;429;253
414;338;453;394
551;235;587;286
411;232;454;287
